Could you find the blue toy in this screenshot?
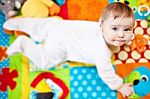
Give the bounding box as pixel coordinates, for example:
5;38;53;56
108;0;149;20
125;66;150;98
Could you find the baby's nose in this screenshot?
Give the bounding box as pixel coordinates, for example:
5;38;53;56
118;31;124;38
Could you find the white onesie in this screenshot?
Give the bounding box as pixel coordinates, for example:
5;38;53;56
3;18;123;90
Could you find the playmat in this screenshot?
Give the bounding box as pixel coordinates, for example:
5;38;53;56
0;0;150;99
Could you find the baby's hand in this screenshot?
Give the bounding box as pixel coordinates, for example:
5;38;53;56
117;83;134;98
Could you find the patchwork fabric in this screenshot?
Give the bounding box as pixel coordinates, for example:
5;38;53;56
0;12;9;99
0;0;150;99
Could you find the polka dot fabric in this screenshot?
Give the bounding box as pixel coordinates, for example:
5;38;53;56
70;67;117;99
0;14;9;47
0;13;9;98
114;20;150;64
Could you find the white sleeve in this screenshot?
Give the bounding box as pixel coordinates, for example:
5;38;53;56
92;32;123;90
95;57;123;90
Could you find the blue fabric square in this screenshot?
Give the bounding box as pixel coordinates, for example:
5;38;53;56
70;66;117;99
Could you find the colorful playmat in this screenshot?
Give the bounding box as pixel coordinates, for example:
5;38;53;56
0;0;150;99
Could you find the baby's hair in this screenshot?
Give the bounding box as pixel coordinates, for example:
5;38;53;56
101;2;135;23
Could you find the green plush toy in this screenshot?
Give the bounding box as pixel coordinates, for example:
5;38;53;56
114;0;139;13
124;66;150;99
123;0;139;13
124;71;140;99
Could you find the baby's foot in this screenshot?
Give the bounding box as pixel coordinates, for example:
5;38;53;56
6;35;26;55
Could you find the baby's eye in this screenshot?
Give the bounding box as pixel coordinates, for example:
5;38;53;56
112;27;118;31
124;28;131;31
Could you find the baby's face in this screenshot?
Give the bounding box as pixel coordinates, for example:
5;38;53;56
101;16;135;47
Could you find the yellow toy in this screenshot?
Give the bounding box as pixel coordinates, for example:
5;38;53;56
21;0;60;18
3;0;62;36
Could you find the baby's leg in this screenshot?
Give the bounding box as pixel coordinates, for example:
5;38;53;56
7;35;50;69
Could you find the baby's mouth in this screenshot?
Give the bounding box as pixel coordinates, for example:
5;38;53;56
113;40;127;46
113;39;126;42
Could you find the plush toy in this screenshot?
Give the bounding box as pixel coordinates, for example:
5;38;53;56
3;0;66;36
130;34;148;53
126;0;150;19
124;66;150;98
0;0;26;19
20;0;65;18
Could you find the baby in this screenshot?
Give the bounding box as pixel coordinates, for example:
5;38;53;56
3;2;135;98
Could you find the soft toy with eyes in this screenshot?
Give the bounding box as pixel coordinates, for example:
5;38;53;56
0;0;26;19
20;0;66;18
124;66;150;98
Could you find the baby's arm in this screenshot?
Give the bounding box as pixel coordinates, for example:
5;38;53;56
95;61;122;89
95;59;134;97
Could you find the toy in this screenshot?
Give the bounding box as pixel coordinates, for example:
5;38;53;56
20;0;65;18
130;34;148;53
110;0;150;19
128;0;150;19
124;66;150;98
3;0;66;36
0;0;26;19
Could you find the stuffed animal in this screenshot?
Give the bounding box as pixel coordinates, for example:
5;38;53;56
0;0;26;19
3;0;66;36
124;66;150;98
130;34;148;53
20;0;65;18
